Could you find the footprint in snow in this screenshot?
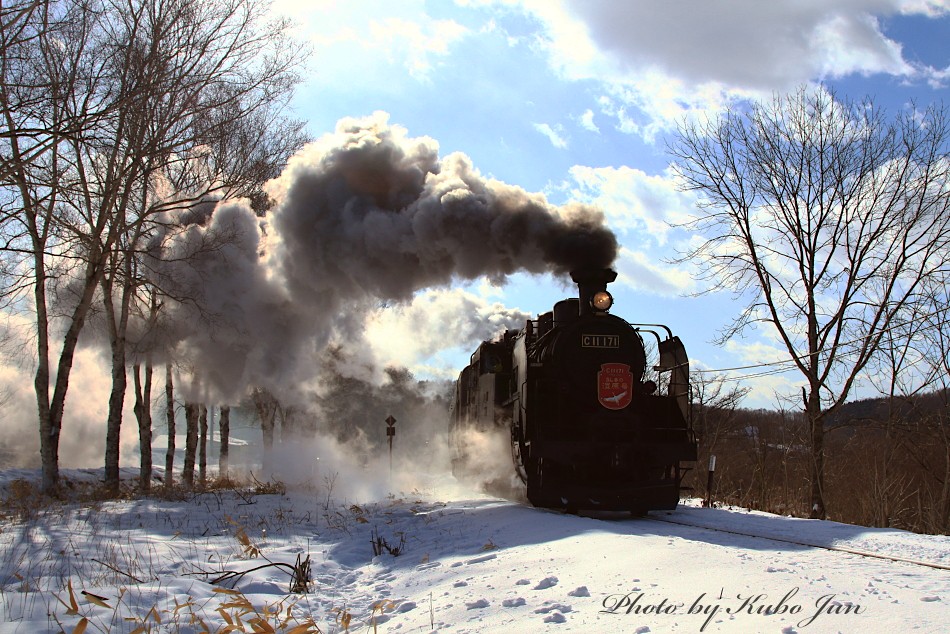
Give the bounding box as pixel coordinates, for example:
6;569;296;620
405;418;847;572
534;576;558;590
465;553;497;565
416;561;441;571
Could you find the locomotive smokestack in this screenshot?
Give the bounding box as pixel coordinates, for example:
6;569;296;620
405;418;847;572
571;268;617;316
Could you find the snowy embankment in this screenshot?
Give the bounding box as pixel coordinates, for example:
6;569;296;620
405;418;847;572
0;469;947;633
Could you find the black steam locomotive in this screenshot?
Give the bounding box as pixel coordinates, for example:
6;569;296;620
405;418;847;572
450;268;697;513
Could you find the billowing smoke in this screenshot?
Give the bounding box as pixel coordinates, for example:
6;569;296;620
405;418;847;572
152;111;616;404
1;112;618;494
268;112;616;309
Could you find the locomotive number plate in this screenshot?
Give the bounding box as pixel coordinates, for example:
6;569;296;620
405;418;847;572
582;334;620;348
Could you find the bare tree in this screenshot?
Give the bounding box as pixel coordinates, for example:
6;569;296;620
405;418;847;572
870;276;950;532
1;0;121;493
668;86;950;518
129;286;162;491
690;372;749;459
1;0;306;493
98;0;305;493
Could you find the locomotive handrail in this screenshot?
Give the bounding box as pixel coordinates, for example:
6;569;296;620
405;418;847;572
633;326;662;349
625;322;674;340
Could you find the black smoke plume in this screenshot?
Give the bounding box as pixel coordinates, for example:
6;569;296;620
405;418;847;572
268;112;617;307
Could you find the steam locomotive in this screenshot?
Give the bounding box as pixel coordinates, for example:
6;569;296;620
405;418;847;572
449;268;697;513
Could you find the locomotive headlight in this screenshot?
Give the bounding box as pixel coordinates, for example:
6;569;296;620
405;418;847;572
591;290;613;312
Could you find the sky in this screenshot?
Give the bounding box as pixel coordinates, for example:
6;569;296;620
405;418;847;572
2;0;949;470
257;0;950;408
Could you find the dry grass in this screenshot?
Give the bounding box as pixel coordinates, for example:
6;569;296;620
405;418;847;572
0;474;398;633
51;580;325;633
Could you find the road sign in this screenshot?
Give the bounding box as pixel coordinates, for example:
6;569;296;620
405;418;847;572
385;415;397;478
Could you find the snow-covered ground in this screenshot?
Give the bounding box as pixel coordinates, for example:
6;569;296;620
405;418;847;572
0;468;947;633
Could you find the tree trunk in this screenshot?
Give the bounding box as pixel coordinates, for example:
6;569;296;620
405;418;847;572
805;386;826;519
183;402;199;487
219;405;230;480
34;248;54;493
103;293;127;494
133;362;154;492
199;405;208;485
42;255;105;493
164;364;176;488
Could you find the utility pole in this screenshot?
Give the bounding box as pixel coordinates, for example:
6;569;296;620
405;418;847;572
704;454;717;507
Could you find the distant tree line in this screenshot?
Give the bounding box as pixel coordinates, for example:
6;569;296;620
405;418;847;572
685;375;950;535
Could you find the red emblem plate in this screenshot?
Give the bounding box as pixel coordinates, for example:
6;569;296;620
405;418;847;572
598;363;633;410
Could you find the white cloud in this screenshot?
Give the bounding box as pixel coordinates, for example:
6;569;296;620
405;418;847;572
533;122;568;148
369;17;470;80
565;164;697;245
577;109;599;132
565;1;913;84
899;0;950;17
724;338;791;367
487;0;932;139
614;246;694;296
273;0;470;82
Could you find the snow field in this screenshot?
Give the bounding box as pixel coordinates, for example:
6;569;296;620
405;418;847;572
0;477;947;633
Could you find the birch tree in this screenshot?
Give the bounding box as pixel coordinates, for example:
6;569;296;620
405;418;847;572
1;0;306;493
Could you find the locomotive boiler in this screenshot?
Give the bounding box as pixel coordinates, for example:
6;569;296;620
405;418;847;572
449;268;697;513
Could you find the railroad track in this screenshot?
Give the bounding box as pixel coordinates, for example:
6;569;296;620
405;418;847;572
644;513;950;572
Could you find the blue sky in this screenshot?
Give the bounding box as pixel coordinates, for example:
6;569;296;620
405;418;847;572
270;0;950;407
